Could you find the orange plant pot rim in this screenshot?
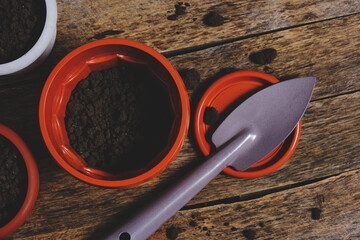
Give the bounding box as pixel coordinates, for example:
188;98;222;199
39;39;190;188
0;124;39;238
194;70;301;178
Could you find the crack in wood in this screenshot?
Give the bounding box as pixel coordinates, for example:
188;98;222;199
181;174;339;211
162;12;360;58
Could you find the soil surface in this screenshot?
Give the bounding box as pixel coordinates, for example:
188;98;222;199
0;0;46;64
0;135;28;228
65;65;174;174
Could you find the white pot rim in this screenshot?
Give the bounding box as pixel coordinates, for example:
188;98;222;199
0;0;57;76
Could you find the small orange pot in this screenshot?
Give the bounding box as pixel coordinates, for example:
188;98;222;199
0;124;39;238
39;39;190;188
194;70;301;178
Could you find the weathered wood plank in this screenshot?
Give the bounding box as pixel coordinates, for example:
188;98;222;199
147;169;360;240
1;10;359;240
168;13;360;101
54;0;360;55
9;167;360;239
4;90;360;239
3;1;359;87
1;13;359;159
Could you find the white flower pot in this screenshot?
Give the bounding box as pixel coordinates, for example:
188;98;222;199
0;0;57;76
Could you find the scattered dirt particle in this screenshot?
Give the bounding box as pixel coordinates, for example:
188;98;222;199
178;68;201;90
203;11;224;27
167;2;190;20
311;207;321;220
189;220;197;227
206;231;211;236
202;227;208;231
193;17;197;21
166;226;184;240
259;222;265;227
175;4;186;15
242;229;256;240
224;222;229;226
231;227;237;231
249;48;277;65
203;107;219;125
263;66;274;73
235;204;243;210
167;14;178;21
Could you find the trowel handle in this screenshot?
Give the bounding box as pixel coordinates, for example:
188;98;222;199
104;130;255;240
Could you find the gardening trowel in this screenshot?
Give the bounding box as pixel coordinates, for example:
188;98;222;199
104;77;316;240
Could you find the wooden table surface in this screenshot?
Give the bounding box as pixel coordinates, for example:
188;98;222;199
1;0;360;239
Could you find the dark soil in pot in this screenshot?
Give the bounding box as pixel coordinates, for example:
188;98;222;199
0;135;28;228
0;0;46;64
65;65;174;174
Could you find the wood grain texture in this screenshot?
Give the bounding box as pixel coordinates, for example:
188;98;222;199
8;168;360;239
1;0;359;87
4;90;360;239
168;13;360;101
1;13;359;159
0;1;359;239
147;169;360;240
54;0;360;54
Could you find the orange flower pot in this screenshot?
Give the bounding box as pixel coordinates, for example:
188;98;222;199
39;39;190;188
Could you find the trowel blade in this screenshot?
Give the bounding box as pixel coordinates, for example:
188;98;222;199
211;77;316;171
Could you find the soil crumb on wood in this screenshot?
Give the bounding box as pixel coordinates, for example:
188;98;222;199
249;48;277;65
263;66;274;73
311;207;321;220
189;220;197;227
0;135;28;227
0;0;46;63
203;11;224;27
166;226;184;239
242;229;256;240
167;14;178;21
65;66;173;174
167;2;190;21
